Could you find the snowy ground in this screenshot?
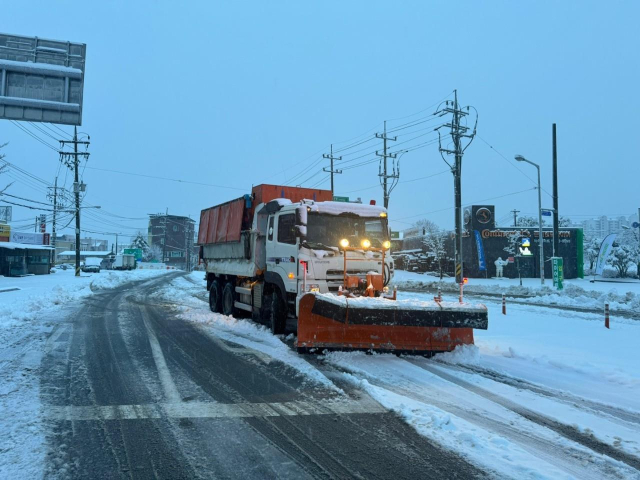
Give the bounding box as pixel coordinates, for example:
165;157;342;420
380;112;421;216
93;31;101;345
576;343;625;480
2;269;639;479
161;272;640;479
0;268;172;479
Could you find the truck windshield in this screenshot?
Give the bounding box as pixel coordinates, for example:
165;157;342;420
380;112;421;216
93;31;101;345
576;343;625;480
306;213;388;248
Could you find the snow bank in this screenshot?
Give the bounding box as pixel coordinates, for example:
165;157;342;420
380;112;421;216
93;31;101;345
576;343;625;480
392;269;640;313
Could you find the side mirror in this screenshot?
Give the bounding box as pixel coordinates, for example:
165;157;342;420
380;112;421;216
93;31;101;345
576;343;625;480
295;205;307;226
295;225;307;240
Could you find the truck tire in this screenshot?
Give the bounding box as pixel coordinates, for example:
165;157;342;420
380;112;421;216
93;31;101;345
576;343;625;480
209;279;222;313
270;290;287;335
222;282;235;316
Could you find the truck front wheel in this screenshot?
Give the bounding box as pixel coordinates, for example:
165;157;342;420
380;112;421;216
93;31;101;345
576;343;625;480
270;290;287;335
209;279;222;313
222;282;235;316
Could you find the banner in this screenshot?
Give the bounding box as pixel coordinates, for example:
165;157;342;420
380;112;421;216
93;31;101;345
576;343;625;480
595;233;617;275
552;257;564;290
473;230;487;271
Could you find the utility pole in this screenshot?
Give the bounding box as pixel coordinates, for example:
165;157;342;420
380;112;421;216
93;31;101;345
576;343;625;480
436;90;478;285
552;124;559;258
376;121;398;210
511;209;520;227
59;127;90;276
322;145;342;196
115;233;118;254
162;208;168;264
47;176;60;264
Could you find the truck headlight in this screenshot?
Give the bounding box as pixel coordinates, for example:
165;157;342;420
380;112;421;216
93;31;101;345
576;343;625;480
361;239;371;249
382;240;391;250
340;238;349;248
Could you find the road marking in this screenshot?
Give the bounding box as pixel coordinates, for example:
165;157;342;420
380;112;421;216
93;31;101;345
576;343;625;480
45;398;387;421
139;308;182;404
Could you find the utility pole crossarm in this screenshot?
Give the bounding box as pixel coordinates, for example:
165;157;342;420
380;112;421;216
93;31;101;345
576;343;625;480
322;144;343;195
377;121;399;210
435;90;478;284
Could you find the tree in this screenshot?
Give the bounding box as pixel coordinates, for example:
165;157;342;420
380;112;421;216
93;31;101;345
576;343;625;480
607;230;640;278
517;216;547;227
149;244;163;263
584;236;602;273
130;231;152;259
423;227;450;279
558;216;572;227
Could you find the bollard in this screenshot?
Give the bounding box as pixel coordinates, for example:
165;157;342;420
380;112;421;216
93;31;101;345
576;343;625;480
459;283;463;304
438;286;442;302
502;294;506;315
605;303;610;329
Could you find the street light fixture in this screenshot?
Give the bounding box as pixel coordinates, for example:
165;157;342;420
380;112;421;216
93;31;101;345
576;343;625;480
515;155;545;285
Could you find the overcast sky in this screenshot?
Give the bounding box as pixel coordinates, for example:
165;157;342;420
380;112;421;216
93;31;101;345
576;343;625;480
1;1;639;245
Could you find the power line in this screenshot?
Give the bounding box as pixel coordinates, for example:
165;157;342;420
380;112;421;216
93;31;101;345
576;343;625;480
82;166;246;191
9;121;59;152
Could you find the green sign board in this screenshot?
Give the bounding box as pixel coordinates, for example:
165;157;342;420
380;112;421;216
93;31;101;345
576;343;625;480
552;257;564;290
390;231;400;239
333;196;349;202
123;248;143;261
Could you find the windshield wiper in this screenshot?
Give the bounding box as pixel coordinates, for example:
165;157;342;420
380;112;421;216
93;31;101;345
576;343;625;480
302;241;337;252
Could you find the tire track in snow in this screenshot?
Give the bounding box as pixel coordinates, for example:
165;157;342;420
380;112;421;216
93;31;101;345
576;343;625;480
438;362;640;427
321;358;638;480
408;359;640;472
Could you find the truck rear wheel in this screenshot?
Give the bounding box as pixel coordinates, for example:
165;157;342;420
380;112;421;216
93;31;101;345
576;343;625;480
209;279;222;313
270;290;287;335
222;282;235;316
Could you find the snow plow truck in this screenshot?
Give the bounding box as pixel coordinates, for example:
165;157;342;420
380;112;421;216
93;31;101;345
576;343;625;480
198;184;488;354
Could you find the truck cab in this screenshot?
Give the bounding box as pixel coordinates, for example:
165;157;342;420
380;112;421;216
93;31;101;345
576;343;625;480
261;199;394;320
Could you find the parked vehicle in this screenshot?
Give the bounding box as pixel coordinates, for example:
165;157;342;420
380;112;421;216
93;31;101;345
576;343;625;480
199;184;488;354
81;257;101;273
113;254;136;270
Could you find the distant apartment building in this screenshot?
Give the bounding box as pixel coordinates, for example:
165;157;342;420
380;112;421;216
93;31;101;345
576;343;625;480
581;215;630;239
148;214;196;269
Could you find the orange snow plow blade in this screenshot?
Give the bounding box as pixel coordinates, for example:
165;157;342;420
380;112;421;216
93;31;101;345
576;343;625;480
296;293;488;354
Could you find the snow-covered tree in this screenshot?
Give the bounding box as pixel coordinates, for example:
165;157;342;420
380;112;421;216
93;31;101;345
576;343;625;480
422;227;450;279
517;216;547;227
149;244;163;262
584;236;602;273
607;230;640;278
558;216;572;227
130;231;152;259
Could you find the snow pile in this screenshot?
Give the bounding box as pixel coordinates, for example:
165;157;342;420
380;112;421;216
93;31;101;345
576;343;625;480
155;276;339;391
0;269;170;327
316;291;486;313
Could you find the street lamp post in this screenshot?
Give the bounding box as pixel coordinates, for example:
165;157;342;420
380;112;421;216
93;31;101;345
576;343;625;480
515;155;545;285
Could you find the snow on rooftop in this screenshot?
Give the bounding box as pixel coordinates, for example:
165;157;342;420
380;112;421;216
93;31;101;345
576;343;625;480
0;242;53;251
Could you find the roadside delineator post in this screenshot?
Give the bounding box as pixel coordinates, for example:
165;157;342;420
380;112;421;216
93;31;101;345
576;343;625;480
437;286;442;302
605;303;610;329
502;294;506;315
459;283;463;303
